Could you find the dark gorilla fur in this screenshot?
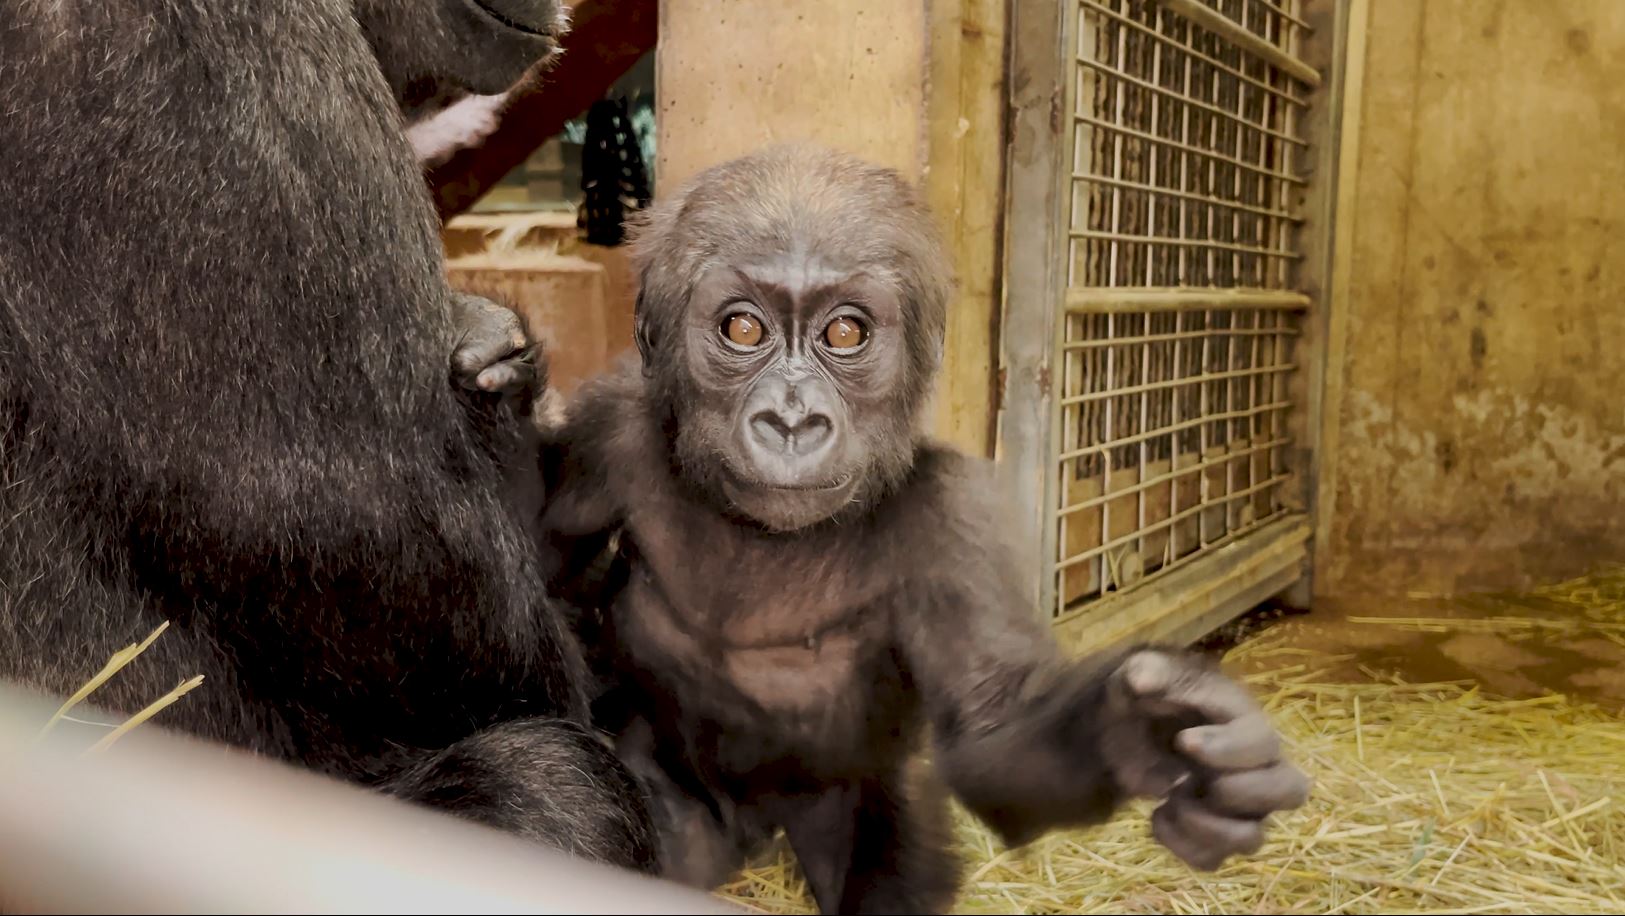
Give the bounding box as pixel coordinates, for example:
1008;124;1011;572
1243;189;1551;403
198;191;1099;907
0;0;654;871
538;145;1312;913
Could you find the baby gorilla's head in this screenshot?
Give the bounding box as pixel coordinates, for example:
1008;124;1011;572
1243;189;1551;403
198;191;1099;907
628;145;954;532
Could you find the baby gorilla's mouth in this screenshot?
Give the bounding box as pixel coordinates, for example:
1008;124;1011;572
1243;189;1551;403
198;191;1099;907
467;0;564;38
760;474;854;494
723;464;855;493
718;469;859;532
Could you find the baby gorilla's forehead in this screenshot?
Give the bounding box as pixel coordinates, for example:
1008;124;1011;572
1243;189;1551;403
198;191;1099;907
734;250;886;295
684;179;913;263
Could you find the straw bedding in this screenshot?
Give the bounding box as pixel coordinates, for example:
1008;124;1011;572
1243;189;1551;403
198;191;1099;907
716;579;1625;915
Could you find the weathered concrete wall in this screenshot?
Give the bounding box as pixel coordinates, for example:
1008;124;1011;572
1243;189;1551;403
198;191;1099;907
1320;0;1625;596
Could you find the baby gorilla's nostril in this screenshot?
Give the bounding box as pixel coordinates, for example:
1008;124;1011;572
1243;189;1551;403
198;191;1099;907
793;414;832;453
750;411;792;449
750;411;832;456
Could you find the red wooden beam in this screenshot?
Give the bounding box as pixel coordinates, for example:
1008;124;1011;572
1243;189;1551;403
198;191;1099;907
426;0;658;221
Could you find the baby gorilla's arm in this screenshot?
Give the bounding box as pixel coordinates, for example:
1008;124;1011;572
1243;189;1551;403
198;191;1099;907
890;466;1309;868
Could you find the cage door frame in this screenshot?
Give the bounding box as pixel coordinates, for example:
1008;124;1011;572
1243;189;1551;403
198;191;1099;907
1000;0;1077;620
998;0;1356;650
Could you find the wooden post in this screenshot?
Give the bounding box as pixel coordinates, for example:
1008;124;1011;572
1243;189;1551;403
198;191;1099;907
925;0;1009;458
1296;0;1369;603
654;0;1007;455
1000;0;1074;615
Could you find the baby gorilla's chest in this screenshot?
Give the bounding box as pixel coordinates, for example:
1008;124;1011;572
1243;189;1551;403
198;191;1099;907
616;518;898;722
618;570;889;715
615;575;911;778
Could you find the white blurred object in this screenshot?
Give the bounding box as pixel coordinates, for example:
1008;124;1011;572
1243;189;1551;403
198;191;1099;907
0;684;741;915
407;92;514;168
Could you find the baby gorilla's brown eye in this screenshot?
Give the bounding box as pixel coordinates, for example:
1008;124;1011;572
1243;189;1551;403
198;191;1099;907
722;313;764;348
823;316;868;351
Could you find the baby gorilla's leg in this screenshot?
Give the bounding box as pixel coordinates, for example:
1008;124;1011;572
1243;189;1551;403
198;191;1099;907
615;716;758;887
781;774;961;915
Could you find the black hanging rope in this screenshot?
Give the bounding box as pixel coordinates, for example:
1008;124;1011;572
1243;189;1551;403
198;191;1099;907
577;97;652;247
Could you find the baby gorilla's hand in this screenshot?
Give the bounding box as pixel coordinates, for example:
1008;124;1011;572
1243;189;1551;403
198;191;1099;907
449;291;541;402
1103;650;1310;871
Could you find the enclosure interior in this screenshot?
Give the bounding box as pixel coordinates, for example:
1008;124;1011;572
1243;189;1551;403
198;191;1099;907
4;0;1623;912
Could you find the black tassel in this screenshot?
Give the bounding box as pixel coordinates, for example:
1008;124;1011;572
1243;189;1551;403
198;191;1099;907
577;97;652;247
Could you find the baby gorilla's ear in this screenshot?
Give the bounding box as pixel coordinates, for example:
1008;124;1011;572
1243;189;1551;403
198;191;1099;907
633;290;658;377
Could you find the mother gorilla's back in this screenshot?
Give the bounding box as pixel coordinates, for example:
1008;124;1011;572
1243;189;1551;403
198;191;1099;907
0;0;655;871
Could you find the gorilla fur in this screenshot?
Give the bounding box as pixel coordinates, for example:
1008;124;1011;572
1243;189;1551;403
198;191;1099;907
0;0;653;871
537;146;1312;913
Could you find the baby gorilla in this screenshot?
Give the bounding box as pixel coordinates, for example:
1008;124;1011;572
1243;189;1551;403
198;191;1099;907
536;145;1310;914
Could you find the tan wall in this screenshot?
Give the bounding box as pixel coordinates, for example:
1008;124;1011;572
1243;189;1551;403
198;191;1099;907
655;1;930;188
656;0;1005;456
1318;0;1625;597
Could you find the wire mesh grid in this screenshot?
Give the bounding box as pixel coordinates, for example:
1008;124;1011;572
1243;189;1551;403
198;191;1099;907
1054;308;1299;610
1051;0;1316;616
1069;0;1310;289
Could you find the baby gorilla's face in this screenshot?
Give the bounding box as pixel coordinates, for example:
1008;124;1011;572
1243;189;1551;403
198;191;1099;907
673;247;914;532
629;144;954;531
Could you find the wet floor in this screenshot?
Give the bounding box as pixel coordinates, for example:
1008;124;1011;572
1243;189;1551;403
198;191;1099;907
1200;570;1625;713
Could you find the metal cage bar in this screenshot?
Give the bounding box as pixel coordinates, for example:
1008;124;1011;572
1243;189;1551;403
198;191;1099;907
1048;0;1318;618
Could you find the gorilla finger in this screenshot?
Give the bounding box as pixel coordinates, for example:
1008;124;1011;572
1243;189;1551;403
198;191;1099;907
474;365;513;393
1204;763;1312;817
1146;657;1263;725
1117;650;1177;699
480;301;528;350
1176;713;1280;770
453;344;501;381
495;315;527;351
1150;807;1226;872
453;331;523;374
453;292;526;343
476;361;532;394
1150;800;1264;871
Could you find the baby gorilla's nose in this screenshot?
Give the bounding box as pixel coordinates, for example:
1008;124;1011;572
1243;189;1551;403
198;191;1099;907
735;373;845;487
749;409;833;457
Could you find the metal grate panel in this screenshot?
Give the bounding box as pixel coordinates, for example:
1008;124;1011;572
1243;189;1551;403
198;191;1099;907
1055;306;1299;609
1051;0;1317;617
1070;0;1310;289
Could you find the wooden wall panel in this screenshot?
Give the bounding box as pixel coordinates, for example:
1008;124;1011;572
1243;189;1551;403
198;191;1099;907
656;0;1006;455
1318;0;1625;596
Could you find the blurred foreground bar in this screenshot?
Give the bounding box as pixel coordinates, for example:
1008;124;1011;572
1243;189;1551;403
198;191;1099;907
0;685;738;915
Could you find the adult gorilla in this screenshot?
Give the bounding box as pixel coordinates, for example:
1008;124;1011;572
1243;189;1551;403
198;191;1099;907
0;0;655;870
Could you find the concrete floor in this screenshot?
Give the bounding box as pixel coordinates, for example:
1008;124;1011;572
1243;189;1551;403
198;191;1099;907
1203;589;1625;713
